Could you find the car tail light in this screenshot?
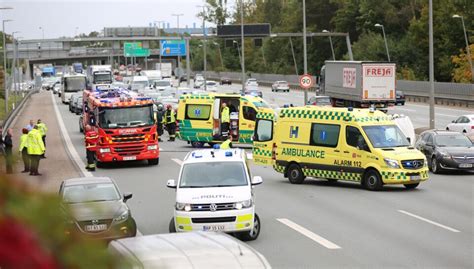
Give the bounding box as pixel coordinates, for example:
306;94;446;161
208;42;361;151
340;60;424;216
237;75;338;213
471;125;474;129
272;143;277;160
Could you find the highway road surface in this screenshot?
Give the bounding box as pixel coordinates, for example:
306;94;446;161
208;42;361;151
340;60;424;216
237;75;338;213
51;83;473;268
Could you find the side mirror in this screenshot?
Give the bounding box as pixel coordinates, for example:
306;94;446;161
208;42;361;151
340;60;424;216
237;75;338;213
251;176;263;186
167;179;177;188
123;192;133;202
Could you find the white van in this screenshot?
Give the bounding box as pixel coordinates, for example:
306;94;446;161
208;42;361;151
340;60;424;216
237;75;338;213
167;148;263;241
130;76;150;92
61;74;87;104
108;232;271;269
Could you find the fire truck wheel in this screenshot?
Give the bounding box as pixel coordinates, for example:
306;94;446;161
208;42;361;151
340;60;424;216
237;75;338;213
96;161;104;168
148;158;159;165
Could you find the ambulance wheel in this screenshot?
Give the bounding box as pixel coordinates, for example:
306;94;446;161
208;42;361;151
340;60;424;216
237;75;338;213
287;164;305;184
191;141;204;148
404;183;419;189
237;214;260;241
169;218;176;233
364;170;383;191
148;158;159;165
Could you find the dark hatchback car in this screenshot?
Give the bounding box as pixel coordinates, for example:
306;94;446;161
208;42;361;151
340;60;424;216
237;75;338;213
220;77;232;85
60;177;137;240
396;91;405;105
415;130;474;174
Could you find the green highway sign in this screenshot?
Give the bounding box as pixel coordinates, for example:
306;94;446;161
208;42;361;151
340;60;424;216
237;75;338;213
124;42;150;57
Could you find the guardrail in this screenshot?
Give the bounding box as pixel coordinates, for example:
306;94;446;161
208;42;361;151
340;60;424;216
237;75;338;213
1;89;37;139
205;71;474;107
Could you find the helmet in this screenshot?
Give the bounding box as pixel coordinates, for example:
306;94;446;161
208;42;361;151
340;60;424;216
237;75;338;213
166;104;172;109
157;104;164;110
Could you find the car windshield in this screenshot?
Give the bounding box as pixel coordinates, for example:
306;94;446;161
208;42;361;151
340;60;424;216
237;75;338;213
180;162;248;188
363;125;410;148
94;73;112;84
65;77;86;92
207;82;217;86
132;80;149;87
99;105;154;128
253;100;269;108
155;81;171;87
316;97;331;106
435;134;472;147
63;183;120;204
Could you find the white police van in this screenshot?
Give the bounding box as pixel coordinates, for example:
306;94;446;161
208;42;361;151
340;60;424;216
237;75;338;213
167;148;263;241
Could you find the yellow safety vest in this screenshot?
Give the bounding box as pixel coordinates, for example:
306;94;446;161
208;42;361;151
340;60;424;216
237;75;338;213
37;122;48;136
19;134;28;152
221;107;230;123
163;110;176;124
220;139;232;149
27;129;45;155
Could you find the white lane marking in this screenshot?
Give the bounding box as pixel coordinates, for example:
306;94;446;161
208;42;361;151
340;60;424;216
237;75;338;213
172;158;183;165
398;210;460;233
394;107;417;112
277;218;341;249
51;92;93;177
436;113;457;118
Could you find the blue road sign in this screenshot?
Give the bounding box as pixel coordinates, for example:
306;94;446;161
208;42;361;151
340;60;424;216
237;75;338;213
160;40;186;56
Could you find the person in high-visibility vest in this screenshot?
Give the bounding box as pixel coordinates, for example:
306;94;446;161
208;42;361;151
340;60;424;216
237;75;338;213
18;128;30;173
220;135;233;149
27;125;45;176
36;119;48;158
221;102;230;139
162;105;177;141
84;125;99;171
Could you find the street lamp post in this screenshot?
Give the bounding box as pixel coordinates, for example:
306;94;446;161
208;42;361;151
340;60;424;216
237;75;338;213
240;0;245;94
428;0;435;129
322;30;335;60
233;40;242;69
154;21;165;71
2;19;12;113
8;31;19;114
39;26;44;40
213;42;224;69
302;0;308;104
453;14;474;82
172;13;183;85
197;5;207;91
375;23;390;62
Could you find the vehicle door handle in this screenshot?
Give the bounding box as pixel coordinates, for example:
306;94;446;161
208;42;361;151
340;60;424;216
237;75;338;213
343;151;350;154
334;150;340;153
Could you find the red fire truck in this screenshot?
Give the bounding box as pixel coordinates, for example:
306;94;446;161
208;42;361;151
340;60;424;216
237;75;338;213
82;88;159;166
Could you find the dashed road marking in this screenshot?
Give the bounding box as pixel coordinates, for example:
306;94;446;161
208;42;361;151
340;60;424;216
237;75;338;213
51;92;93;177
398;210;460;233
277;218;341;249
172;158;183;165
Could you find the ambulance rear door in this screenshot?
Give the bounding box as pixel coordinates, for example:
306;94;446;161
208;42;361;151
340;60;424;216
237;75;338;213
253;112;275;166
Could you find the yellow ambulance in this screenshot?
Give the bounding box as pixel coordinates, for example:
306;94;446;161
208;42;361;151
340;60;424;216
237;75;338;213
177;93;274;148
253;106;429;190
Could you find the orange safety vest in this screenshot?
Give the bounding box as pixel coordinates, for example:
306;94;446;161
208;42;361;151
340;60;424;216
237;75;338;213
85;130;99;151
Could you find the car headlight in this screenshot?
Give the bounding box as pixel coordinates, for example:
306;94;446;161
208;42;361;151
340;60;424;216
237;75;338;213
99;148;111;153
176;203;191;211
423;158;428;167
148;145;158;150
113;211;129;222
439;152;451;159
234;199;253;210
384;158;400;168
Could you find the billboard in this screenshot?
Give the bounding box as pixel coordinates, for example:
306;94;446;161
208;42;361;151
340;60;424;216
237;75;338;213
217;24;271;37
160;40;186;56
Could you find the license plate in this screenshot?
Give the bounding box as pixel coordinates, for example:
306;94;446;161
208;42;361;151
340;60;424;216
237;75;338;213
459;163;473;168
85;224;107;232
410;175;421;180
203;225;225;231
123;156;136;161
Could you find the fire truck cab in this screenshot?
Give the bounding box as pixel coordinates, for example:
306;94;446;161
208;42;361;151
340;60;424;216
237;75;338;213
83;88;160;166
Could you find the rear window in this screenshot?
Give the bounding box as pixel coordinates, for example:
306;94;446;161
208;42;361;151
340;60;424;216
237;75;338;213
185;104;211;120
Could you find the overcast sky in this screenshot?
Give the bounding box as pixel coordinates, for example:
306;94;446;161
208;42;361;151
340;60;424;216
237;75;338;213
1;0;236;39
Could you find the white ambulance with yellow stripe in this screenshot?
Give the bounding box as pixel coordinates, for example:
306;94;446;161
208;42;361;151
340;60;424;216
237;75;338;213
253;106;429;191
166;148;262;241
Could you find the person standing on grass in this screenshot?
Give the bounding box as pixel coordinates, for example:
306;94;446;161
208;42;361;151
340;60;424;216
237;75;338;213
3;128;13;174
